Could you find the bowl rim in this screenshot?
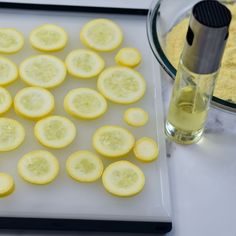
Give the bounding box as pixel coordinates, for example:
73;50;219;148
146;0;236;113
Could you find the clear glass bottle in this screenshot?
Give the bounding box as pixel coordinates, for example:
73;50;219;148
165;59;218;144
165;0;231;144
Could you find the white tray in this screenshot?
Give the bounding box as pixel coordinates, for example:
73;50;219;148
0;3;171;233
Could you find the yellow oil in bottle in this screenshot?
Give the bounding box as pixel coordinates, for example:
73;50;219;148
165;59;218;144
165;86;209;144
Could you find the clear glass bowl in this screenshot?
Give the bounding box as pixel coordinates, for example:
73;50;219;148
147;0;236;113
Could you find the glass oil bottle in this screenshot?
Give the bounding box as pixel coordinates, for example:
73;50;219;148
165;0;231;144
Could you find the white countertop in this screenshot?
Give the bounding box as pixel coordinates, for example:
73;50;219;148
162;74;236;236
1;1;236;236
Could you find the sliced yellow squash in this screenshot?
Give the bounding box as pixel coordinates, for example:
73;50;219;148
80;18;123;52
30;24;68;52
0;87;12;114
66;150;103;182
0;173;15;197
14;87;55;119
18;150;59;185
0;28;24;53
97;66;146;104
19;55;66;89
64;88;107;119
0;57;18;86
134;137;159;162
115;47;142;67
0;118;25;152
124;107;148;127
65;49;105;79
93;125;135;158
34;116;76;149
102;160;145;197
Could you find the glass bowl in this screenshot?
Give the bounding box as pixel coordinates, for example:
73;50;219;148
147;0;236;113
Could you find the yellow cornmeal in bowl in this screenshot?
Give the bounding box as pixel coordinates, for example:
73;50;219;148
166;4;236;103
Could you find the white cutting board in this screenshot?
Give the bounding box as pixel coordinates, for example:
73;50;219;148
0;7;171;222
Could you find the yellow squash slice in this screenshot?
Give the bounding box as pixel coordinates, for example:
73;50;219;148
124;107;148;127
0;87;12;115
134;137;159;162
93;125;135;158
34;116;76;149
115;47;142;67
0;173;15;197
80;18;123;52
18;150;59;185
64;88;107;119
0;118;25;152
97;66;146;104
30;24;68;52
102;160;145;197
66;150;104;182
14;87;55;119
19;55;66;89
65;49;105;79
0;57;18;86
0;28;24;53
